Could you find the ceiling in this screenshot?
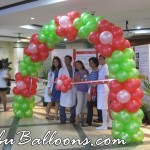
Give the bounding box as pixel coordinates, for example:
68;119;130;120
0;0;150;43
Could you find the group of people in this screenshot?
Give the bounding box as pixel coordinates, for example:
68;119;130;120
0;60;10;112
44;55;112;130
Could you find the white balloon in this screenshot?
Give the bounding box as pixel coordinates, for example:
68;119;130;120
100;31;113;44
56;79;62;86
16;81;26;90
28;44;38;53
59;16;71;28
117;89;131;103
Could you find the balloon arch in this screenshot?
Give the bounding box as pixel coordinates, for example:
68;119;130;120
12;11;144;143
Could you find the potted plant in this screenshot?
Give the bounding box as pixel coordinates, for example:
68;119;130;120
1;58;12;94
143;80;150;124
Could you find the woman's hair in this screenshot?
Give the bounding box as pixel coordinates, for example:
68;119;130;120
51;56;62;71
65;55;72;61
0;60;3;69
99;55;105;60
89;57;99;67
75;60;88;73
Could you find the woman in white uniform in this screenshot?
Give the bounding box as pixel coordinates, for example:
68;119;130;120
44;57;63;119
96;55;112;130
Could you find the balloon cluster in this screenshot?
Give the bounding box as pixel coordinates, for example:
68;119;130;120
13;72;38;97
12;72;38;118
109;79;143;113
12;95;35;118
111;109;144;143
55;75;72;93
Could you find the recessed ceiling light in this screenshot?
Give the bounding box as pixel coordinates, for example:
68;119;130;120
31;17;35;20
64;38;67;41
137;26;141;29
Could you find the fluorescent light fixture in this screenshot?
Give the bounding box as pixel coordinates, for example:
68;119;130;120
134;30;150;34
64;38;67;41
31;17;35;20
19;25;39;30
17;40;21;43
136;26;141;29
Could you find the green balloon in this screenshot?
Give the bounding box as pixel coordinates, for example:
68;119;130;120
112;120;124;132
108;63;119;74
119;59;136;71
24;109;33;118
21;103;29;111
73;18;83;29
29;96;35;102
38;33;46;43
111;111;119;120
30;72;38;77
109;73;116;79
123;48;134;59
46;33;57;44
112;129;120;139
86;20;98;32
14;95;24;103
49;19;55;25
111;50;124;63
26;65;36;74
48;24;56;33
14;110;24;118
24;55;32;64
95;16;105;23
132;109;144;121
118;110;131;123
128;68;139;78
126;120;141;134
119;131;132;144
131;130;144;142
83;14;95;25
81;12;89;18
105;57;112;64
29;102;35;109
20;69;29;76
12;102;20;109
41;24;50;36
19;61;27;69
116;70;128;82
77;26;88;39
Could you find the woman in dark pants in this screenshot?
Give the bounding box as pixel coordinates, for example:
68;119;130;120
82;57;99;126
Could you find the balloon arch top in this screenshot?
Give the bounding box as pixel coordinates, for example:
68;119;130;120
12;11;144;143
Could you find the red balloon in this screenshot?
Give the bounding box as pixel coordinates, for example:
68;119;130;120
39;52;49;61
15;72;23;81
109;92;117;101
30;34;40;45
67;77;72;83
63;79;70;86
55;85;62;90
67;84;72;90
112;37;125;50
23;77;31;84
54;16;61;26
100;44;113;57
24;47;31;56
125;100;141;113
66;25;77;36
13;87;21;95
124;39;130;48
108;22;115;30
66;34;76;42
131;88;144;101
111;26;123;38
88;31;100;44
110;100;124;112
94;43;103;53
21;88;29;97
60;75;67;80
109;80;123;93
67;11;80;22
31;53;40;62
38;44;49;53
123;79;141;93
56;26;66;37
61;85;68;93
97;20;110;33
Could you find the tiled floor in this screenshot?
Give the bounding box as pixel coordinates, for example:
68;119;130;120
0;83;150;150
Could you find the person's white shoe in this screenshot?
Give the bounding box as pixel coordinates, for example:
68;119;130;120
96;126;107;130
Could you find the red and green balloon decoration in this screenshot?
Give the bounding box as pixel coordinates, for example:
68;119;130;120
12;11;144;143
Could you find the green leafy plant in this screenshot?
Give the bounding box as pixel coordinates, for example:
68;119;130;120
144;80;150;96
1;58;12;71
